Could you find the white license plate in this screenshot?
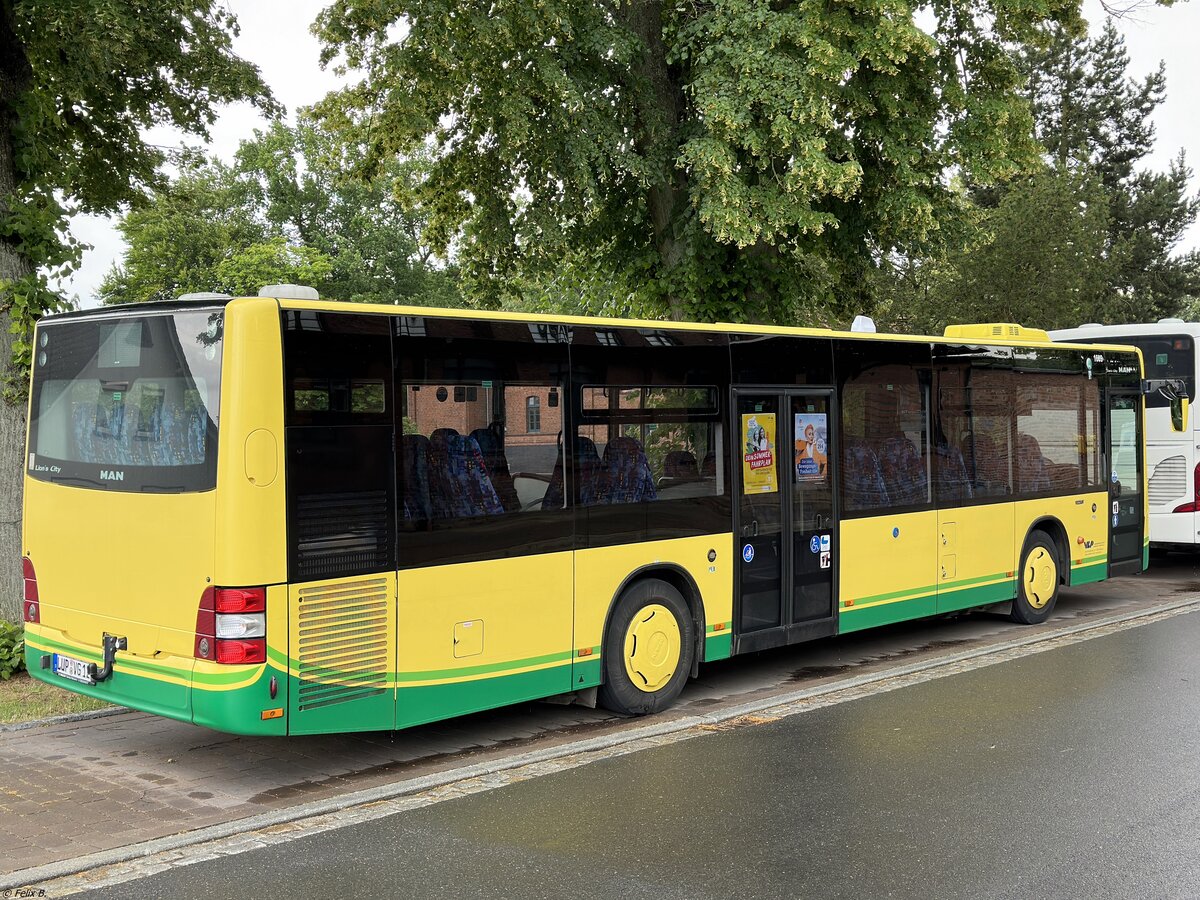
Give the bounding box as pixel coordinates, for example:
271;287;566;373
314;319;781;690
52;653;94;685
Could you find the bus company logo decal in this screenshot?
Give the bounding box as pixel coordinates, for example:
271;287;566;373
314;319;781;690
100;469;125;482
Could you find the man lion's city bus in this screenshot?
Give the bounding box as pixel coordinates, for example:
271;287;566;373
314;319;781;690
22;290;1148;735
1052;320;1197;552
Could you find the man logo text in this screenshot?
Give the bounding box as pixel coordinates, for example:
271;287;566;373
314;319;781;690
100;470;125;481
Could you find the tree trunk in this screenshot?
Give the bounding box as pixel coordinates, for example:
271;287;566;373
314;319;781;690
0;323;26;624
0;1;32;621
0;153;29;622
620;1;690;321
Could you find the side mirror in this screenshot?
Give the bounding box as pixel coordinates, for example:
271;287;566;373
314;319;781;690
1172;396;1189;433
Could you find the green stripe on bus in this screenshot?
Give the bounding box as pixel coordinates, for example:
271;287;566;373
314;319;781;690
846;571;1011;611
24;632;256;687
704;631;732;661
1071;559;1108;586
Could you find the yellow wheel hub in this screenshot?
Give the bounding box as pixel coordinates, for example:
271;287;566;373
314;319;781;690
623;603;682;693
1023;546;1058;609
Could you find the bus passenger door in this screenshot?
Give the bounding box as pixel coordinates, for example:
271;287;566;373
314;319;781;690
1107;391;1145;574
789;392;836;626
732;390;837;652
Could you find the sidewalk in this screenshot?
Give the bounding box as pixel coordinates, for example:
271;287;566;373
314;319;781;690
3;562;1194;881
0;696;619;874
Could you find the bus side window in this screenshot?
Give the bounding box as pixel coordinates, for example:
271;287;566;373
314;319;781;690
400;382;563;519
576;386;723;506
394;318;574;568
840;360;931;514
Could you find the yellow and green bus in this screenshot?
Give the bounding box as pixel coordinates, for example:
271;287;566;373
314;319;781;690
21;291;1147;735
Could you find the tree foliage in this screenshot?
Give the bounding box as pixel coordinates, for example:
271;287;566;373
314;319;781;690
905;169;1112;332
880;15;1198;333
313;0;1092;325
0;0;277;370
1014;20;1199;321
101;120;460;307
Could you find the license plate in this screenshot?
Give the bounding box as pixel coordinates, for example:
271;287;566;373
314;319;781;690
52;653;94;685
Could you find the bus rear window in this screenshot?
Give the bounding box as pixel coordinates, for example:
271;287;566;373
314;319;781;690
28;310;223;492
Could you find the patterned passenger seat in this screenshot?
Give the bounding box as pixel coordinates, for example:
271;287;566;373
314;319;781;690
470;426;521;512
1016;434;1051;493
878;436;927;506
594;436;657;504
542;435;602;509
842;441;889;512
429;429;504;518
933;443;974;503
400;433;433;521
662;450;699;481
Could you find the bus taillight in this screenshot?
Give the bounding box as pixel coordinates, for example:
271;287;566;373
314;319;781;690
196;586;267;664
22;556;39;623
1173;463;1200;512
215;639;267;664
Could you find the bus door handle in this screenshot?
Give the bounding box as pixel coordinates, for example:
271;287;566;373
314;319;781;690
743;520;759;537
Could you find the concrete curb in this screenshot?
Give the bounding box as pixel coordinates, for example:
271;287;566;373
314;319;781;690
5;594;1199;892
0;704;128;733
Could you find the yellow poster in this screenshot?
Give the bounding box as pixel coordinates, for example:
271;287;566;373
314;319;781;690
742;413;777;494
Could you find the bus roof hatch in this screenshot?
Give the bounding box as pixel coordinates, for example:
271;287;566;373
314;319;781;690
943;323;1050;343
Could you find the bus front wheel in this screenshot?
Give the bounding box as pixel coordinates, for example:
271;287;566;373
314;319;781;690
598;579;695;716
1012;532;1060;625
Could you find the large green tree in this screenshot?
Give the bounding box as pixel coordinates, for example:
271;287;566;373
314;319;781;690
892;168;1114;333
1017;20;1199;320
0;0;274;617
102;120;460;307
312;0;1100;326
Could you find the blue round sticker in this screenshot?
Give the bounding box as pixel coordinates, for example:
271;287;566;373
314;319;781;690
809;535;821;554
742;543;755;563
892;527;900;538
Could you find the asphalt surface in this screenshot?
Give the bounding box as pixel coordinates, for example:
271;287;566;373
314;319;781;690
72;602;1200;900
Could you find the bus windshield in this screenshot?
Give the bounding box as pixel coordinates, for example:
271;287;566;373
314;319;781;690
28;309;223;492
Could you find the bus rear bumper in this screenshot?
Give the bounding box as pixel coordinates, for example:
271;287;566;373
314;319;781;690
23;625;287;736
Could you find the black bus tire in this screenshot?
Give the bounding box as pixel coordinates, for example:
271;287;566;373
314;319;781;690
1011;532;1061;625
597;579;695;716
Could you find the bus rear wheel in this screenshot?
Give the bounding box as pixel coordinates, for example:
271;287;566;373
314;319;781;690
1012;532;1060;625
598;579;695;716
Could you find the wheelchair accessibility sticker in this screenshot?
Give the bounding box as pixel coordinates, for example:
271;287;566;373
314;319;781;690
743;543;755;563
809;535;821;554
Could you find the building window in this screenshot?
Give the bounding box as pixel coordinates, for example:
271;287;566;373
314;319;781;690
526;395;541;433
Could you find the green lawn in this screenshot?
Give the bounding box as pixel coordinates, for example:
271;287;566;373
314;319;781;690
0;672;113;724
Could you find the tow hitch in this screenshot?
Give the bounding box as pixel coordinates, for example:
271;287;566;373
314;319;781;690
89;633;127;682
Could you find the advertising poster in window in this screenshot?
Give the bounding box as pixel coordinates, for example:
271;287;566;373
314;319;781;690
742;413;777;494
794;413;828;482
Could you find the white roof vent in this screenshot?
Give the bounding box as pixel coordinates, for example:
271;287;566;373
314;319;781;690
850;315;877;333
1077;323;1103;328
1158;317;1185;324
258;284;320;300
178;292;232;302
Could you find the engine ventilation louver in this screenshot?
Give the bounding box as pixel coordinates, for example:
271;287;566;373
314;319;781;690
293;490;392;581
296;577;390;711
1150;455;1188;507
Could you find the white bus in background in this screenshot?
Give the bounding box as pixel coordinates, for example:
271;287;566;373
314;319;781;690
1051;320;1197;549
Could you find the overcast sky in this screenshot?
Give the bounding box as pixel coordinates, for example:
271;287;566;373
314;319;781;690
61;0;1200;309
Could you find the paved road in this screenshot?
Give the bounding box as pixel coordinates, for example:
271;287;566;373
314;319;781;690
5;552;1200;881
74;605;1200;900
